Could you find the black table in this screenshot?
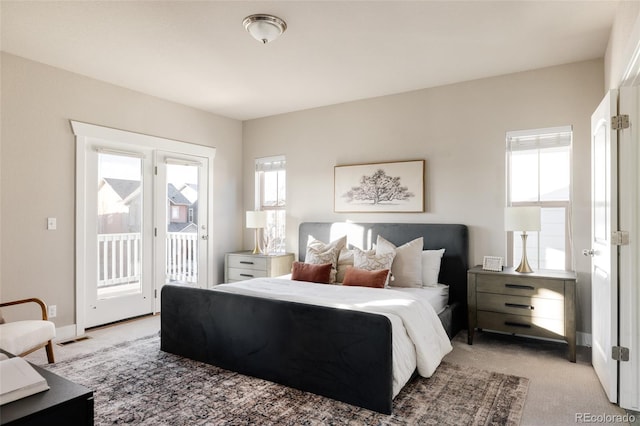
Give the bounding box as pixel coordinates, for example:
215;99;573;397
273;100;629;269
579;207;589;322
0;359;93;426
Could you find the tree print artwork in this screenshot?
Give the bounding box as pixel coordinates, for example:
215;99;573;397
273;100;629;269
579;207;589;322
343;169;414;205
334;160;424;212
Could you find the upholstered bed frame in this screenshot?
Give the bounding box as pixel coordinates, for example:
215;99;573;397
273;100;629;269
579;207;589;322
161;222;468;414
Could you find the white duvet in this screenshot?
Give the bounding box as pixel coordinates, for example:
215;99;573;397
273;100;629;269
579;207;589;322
212;277;453;397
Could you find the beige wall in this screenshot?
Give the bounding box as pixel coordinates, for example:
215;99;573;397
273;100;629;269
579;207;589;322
243;59;604;337
0;53;243;328
605;1;640;89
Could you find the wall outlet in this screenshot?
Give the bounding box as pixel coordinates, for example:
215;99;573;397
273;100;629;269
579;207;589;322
48;305;57;318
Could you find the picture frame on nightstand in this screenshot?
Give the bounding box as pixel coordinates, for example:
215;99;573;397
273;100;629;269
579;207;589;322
482;256;503;272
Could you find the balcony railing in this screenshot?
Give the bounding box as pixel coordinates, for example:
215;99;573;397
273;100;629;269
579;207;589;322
97;232;198;288
166;232;198;284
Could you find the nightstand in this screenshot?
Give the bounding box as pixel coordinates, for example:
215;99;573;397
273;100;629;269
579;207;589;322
224;251;295;283
467;266;577;362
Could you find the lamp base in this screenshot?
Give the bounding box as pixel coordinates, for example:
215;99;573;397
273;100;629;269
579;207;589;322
515;232;534;273
514;259;534;273
252;228;262;255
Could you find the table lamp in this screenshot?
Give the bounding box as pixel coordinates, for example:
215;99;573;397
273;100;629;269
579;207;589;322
246;211;267;254
505;206;541;273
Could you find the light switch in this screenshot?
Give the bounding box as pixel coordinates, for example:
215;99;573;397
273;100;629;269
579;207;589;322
47;217;57;230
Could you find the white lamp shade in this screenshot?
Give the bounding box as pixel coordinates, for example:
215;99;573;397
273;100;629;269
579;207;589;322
505;206;541;232
246;211;267;229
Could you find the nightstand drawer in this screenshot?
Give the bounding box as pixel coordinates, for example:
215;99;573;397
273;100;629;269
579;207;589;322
227;255;268;271
227;268;268;281
477;311;565;340
476;293;564;320
224;252;295;283
476;274;565;299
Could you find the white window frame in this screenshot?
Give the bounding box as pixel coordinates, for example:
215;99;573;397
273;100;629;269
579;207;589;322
255;155;286;253
506;126;573;271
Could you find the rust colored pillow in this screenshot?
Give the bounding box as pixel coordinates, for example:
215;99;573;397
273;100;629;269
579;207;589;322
291;261;333;284
342;267;389;289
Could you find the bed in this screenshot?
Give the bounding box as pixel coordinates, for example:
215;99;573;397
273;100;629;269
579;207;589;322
160;222;468;414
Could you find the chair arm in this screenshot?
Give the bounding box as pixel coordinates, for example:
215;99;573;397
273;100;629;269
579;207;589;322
0;298;48;320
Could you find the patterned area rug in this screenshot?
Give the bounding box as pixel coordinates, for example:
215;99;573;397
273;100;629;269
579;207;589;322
46;334;528;425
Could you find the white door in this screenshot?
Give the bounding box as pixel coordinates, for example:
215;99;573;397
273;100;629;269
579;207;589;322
618;85;640;411
84;146;155;328
154;152;210;311
74;121;216;333
589;89;618;403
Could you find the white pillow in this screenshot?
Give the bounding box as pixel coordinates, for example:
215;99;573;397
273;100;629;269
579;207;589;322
353;247;395;286
421;249;445;287
306;235;347;283
336;248;354;283
377;236;423;288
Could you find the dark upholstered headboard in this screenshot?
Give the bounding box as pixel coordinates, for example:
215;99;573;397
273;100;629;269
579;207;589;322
298;222;469;308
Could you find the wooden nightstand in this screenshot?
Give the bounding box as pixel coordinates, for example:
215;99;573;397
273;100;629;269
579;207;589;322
467;266;577;362
224;251;295;283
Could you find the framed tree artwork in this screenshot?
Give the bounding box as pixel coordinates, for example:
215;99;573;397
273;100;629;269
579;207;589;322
334;160;425;213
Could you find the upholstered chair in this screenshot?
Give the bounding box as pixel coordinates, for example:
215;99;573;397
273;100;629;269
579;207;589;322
0;298;56;363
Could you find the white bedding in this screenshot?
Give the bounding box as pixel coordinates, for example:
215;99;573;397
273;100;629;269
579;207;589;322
212;277;453;397
390;284;449;315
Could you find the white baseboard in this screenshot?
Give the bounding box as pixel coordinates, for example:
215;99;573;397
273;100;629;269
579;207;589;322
53;324;77;342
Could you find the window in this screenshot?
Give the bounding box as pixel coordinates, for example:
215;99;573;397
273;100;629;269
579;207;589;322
506;126;572;270
255;156;286;253
171;205;180;221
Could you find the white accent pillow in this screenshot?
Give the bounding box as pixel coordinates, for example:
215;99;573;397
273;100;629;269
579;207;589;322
377;235;423;288
336;248;354;283
353;247;395;286
306;235;347;283
422;249;445;287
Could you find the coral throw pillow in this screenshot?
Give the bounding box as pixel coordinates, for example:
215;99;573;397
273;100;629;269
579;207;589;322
342;267;389;289
291;261;333;284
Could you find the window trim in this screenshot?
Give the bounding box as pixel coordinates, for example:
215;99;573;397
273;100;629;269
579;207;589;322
506;126;573;271
255;155;286;253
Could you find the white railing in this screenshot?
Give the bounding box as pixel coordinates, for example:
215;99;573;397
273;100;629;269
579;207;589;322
166;232;198;284
98;232;141;288
97;232;198;288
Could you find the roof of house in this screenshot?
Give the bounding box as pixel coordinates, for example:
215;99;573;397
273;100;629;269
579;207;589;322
102;178;140;201
168;183;192;206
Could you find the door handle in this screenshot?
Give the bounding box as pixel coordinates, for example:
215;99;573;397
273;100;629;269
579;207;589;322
582;249;596;257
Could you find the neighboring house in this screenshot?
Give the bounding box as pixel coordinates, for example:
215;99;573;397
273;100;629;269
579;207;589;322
98;179;198;234
179;183;198;204
167;183;198;233
97;178;142;234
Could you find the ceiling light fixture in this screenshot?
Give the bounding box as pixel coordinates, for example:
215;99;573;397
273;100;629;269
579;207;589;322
243;14;287;44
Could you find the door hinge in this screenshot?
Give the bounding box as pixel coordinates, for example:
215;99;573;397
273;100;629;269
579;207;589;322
611;230;630;246
154;289;158;298
612;114;630;130
612;346;630;362
155;166;158;175
154;227;157;237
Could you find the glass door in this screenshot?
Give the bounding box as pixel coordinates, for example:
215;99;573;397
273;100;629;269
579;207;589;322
85;148;154;328
73;121;216;333
154;152;209;310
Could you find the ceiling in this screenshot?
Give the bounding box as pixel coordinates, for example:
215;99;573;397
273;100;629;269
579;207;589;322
0;1;619;121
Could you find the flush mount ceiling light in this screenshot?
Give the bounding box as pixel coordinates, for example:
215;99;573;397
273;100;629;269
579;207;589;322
243;14;287;44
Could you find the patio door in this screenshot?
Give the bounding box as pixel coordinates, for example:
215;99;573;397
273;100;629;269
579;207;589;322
73;121;215;333
154;151;209;311
85;147;155;328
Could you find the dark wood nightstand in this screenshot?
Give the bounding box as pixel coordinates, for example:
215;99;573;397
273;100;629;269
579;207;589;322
467;266;577;362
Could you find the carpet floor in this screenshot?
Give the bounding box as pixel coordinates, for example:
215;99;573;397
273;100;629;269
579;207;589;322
45;334;529;425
